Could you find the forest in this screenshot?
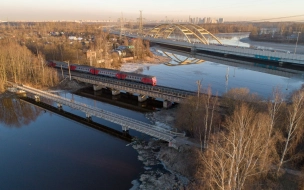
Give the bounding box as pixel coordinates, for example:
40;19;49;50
175;87;304;189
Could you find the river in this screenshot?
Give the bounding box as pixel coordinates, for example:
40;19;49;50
1;34;304;189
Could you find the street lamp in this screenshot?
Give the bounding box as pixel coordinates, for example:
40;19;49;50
294;31;301;54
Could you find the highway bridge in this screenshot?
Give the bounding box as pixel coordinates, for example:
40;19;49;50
109;23;304;65
8;82;186;149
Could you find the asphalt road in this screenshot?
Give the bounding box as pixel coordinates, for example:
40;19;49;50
240;37;304;55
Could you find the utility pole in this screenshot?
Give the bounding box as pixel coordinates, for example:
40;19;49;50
67;61;71;81
294;31;301;54
225;67;229;93
138;10;143;36
119;12;124;41
61;65;64;79
90;52;92;66
196;79;202;110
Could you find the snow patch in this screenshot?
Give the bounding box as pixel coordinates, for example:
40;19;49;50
120;63;156;72
129;179;141;190
154;121;172;130
144;166;152;170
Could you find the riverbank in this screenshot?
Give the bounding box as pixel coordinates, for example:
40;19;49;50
128;107;201;190
240;37;304;55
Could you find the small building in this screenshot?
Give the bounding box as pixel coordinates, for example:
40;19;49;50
68;36;77;40
259;28;279;35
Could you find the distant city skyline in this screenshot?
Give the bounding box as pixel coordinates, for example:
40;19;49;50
1;0;304;22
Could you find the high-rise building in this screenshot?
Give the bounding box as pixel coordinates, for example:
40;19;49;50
218;18;224;23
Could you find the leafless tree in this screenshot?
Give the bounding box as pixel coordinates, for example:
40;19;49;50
201;103;275;190
277;89;304;174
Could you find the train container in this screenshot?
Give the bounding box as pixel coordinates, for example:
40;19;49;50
119;72;157;86
74;65;95;74
48;60;70;69
94;68;120;78
47;60;157;86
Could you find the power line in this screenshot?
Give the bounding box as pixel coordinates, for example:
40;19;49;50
246;14;304;22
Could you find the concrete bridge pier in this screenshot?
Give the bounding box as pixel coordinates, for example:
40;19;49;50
85;113;92;120
57;103;62;110
34;95;40;102
111;89;120;96
93;84;105;91
163;100;172;108
168;140;178;149
122;125;129;133
191;45;197;54
138;94;148;102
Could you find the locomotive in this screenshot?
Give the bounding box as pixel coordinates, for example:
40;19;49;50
47;60;157;86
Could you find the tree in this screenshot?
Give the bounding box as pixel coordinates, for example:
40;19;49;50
277;89;304;174
175;85;220;149
200;86;219;150
222;88;262;115
201;103;275;190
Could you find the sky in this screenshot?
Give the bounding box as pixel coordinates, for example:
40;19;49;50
1;0;304;22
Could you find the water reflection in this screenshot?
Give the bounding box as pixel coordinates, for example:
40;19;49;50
131;47;304;97
0;97;42;127
160;51;205;66
157;47;304;80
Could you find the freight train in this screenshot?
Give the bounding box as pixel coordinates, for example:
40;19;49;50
47;60;157;86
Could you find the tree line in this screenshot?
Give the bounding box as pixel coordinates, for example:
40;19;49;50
0;39;59;93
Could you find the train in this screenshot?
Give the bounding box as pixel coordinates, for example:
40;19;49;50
47;60;157;86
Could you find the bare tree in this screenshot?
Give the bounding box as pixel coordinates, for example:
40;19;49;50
201;86;219;149
277;89;304;174
201;103;275;190
222;88;262;115
260;88;284;170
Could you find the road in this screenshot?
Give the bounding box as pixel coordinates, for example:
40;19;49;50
240;37;304;55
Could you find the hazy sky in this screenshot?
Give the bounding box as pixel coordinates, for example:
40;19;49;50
1;0;304;22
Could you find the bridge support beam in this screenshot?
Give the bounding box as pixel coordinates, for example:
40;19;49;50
111;89;120;96
93;85;104;91
163;100;172;108
34;95;40;102
138;94;148;102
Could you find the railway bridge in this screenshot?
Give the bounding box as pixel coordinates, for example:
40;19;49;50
8;82;187;149
68;71;196;108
